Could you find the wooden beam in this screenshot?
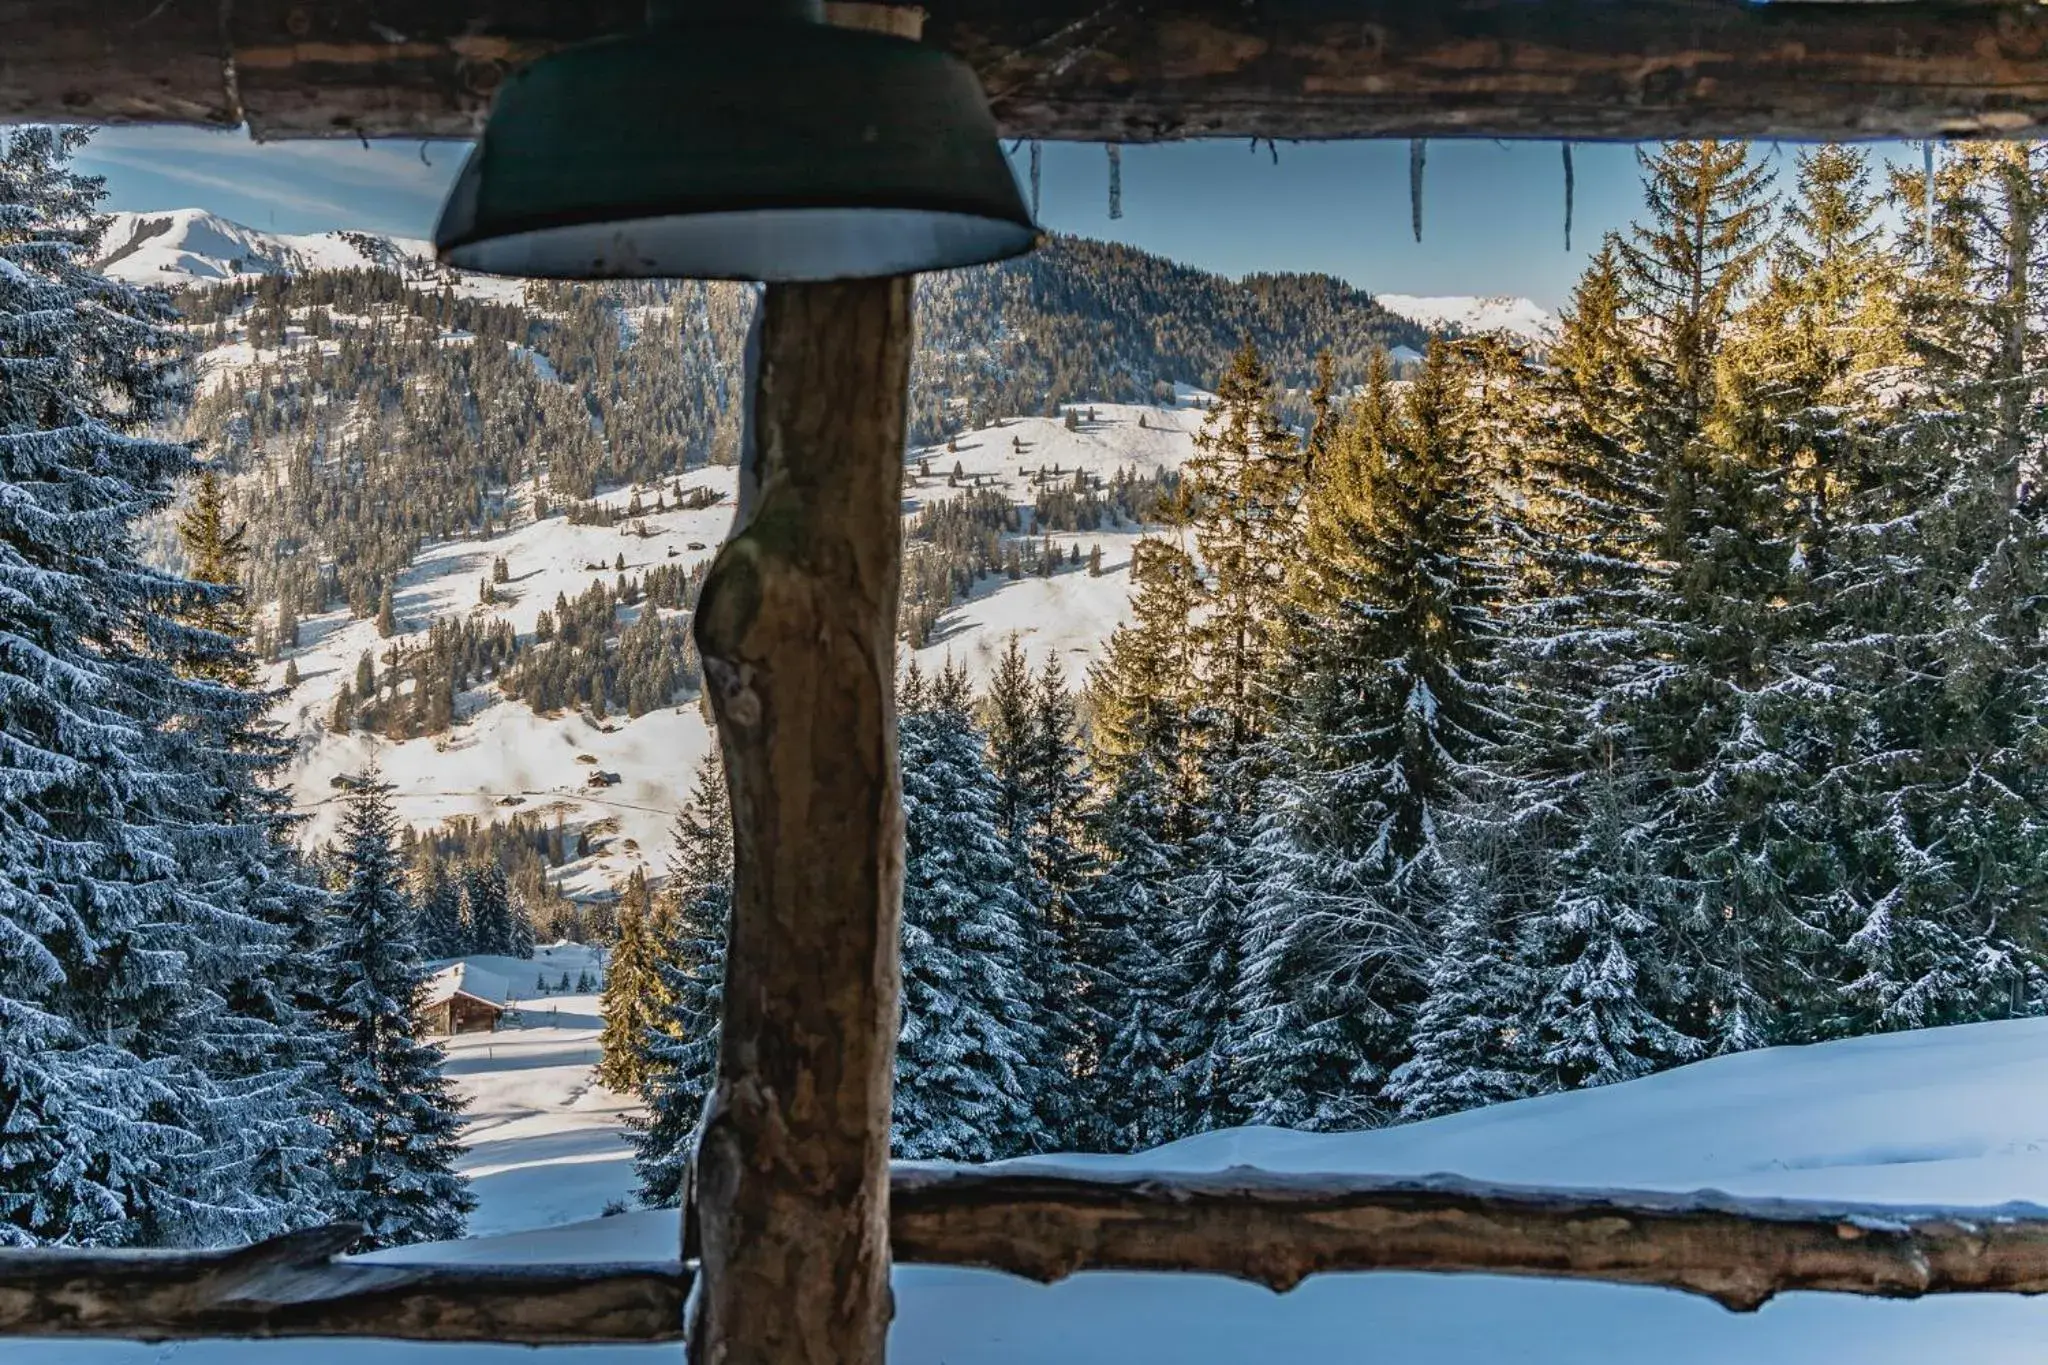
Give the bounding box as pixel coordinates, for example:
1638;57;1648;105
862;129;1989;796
15;1175;2048;1343
889;1167;2048;1312
9;2;2048;142
686;285;911;1364
0;1224;686;1343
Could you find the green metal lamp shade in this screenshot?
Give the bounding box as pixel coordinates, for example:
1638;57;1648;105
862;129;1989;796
434;21;1039;281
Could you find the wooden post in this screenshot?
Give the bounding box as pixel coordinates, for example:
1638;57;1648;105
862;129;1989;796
688;5;922;1345
689;274;911;1365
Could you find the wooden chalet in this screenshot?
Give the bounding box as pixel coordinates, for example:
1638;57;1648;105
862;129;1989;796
419;963;510;1036
10;2;2048;1361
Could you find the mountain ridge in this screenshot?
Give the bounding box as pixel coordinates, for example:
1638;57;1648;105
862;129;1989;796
96;207;1555;348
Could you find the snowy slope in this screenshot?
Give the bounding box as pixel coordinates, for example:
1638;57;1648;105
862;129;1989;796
270;399;1206;881
1376;293;1557;345
436;944;640;1237
36;1015;2048;1364
906;399;1207;683
272;470;737;889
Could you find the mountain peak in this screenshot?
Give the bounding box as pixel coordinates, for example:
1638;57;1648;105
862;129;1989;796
96;209;436;288
1373;293;1557;345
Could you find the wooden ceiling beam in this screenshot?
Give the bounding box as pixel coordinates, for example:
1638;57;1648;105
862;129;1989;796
7;1;2048;143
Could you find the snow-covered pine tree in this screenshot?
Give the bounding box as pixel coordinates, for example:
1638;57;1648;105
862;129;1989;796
320;772;473;1249
979;638;1064;1128
1833;141;2048;1029
462;860;516;957
980;636;1088;1144
1079;537;1204;1149
896;661;1045;1162
1169;339;1304;1134
169;460;341;1235
635;752;733;1207
1504;240;1701;1089
1700;144;1924;1043
413;856;470;961
1024;655;1094;1142
0;125;332;1247
1617;140;1782;1053
1238;345;1510;1129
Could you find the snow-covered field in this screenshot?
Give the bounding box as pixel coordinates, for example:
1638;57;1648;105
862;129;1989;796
33;1008;2048;1363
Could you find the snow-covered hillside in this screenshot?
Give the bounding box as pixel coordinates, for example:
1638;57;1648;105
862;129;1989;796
904;398;1207;680
36;1010;2048;1363
1377;293;1557;345
270;469;735;886
270;398;1208;880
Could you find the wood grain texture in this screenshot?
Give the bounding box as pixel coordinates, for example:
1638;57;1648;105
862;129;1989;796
0;1224;686;1343
9;2;2048;141
686;278;913;1365
890;1167;2048;1312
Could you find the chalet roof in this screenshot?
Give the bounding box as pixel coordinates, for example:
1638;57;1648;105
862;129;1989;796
420;962;510;1012
5;1;2048;143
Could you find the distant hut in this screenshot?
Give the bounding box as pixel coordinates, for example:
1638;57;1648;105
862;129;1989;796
418;962;509;1036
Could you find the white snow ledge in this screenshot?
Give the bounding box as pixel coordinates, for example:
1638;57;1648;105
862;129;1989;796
8;1167;2048;1343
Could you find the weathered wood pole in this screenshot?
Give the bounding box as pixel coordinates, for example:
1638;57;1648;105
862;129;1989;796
689;273;912;1364
688;7;924;1352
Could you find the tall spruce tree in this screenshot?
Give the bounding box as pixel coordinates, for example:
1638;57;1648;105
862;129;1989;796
1080;537;1204;1149
321;773;473;1249
169;460;341;1235
1618;139;1782;1052
1506;240;1700;1089
1238;346;1509;1128
461;861;517;958
895;662;1045;1161
0;125;336;1247
1840;141;2048;1029
635;753;733;1207
413;855;471;961
1170;339;1303;1132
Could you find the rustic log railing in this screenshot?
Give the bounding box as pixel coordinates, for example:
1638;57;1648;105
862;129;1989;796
8;1170;2048;1343
11;1;2048;143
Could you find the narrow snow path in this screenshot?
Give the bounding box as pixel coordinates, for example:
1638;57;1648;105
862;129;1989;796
441;945;641;1237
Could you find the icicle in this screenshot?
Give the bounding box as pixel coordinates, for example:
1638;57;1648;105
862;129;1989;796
1924;140;1938;260
1409;139;1427;244
1562;142;1576;253
1107;142;1123;221
1029;141;1043;221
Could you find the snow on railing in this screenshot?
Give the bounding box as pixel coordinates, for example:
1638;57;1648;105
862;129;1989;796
9;1167;2048;1343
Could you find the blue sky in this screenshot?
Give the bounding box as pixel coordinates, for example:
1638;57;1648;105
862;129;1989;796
74;126;1917;311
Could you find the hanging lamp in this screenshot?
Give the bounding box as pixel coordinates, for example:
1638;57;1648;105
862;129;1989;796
434;0;1039;281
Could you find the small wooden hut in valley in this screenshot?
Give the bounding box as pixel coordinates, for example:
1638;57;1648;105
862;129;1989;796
419;964;510;1036
12;2;2048;1361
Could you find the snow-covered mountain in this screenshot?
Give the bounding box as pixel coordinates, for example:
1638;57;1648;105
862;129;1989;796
96;208;527;302
98;208;426;284
1375;293;1557;345
127;205;1513;878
